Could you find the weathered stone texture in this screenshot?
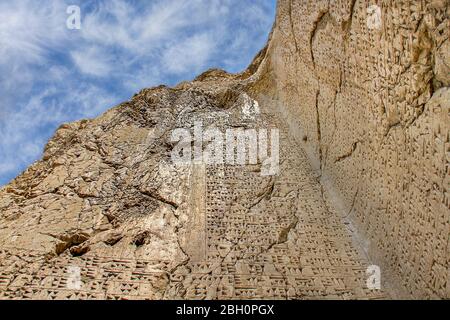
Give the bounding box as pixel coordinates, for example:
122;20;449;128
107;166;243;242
0;78;389;300
0;0;448;300
254;0;449;298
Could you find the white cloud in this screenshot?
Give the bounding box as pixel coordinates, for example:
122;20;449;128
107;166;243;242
163;33;216;74
71;46;112;77
0;0;68;65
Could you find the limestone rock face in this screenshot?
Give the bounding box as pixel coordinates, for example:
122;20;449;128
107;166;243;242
0;0;448;300
255;0;449;298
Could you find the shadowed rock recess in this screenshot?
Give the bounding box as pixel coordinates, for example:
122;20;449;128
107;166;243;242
0;0;448;300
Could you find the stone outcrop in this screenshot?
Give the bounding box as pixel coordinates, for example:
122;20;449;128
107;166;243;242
253;0;449;298
0;0;448;299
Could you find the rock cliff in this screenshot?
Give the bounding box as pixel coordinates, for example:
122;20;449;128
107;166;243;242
0;0;448;299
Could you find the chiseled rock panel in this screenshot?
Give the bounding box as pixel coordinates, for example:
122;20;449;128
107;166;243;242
256;0;449;298
0;76;389;300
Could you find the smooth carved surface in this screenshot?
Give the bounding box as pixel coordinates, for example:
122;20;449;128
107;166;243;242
0;0;448;300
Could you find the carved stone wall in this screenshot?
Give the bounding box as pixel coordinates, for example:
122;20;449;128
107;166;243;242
252;0;449;298
0;80;389;300
0;0;448;300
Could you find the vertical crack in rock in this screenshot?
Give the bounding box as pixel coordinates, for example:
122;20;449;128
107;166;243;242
288;0;300;54
310;9;329;68
315;89;323;169
323;90;339;170
345;0;357;33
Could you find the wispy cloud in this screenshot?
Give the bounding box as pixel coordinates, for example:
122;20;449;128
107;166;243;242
0;0;68;64
0;0;275;185
71;46;113;77
162;33;217;74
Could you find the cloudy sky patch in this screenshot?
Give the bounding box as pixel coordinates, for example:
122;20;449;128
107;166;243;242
0;0;276;185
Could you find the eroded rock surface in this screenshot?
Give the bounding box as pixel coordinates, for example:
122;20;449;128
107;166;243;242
0;75;386;299
255;0;449;298
0;0;448;299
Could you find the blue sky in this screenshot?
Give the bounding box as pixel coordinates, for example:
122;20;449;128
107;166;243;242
0;0;276;186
